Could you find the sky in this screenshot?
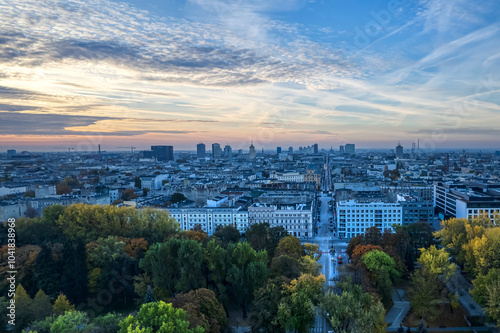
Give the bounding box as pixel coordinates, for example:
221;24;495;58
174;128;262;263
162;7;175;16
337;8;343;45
1;0;500;152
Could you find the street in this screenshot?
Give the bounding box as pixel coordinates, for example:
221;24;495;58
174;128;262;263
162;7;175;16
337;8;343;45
311;156;348;332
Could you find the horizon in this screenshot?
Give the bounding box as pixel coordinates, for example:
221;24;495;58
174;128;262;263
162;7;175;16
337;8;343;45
1;0;500;150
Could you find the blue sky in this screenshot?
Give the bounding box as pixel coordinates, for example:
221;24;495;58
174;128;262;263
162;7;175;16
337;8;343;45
0;0;499;151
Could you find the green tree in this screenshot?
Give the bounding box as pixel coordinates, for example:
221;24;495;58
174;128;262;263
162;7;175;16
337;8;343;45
32;289;52;322
50;311;92;333
246;222;270;252
14;285;33;332
362;250;400;306
485;281;500;326
34;244;61;298
226;242;269;318
320;279;386;333
23;190;35;198
364;227;382;246
276;274;325;333
270;255;301;279
213;225;241;246
52;293;75;316
472;268;500;305
170;192;187;204
140;238;203;298
250;277;288;333
408;269;440;319
275;236;303;259
134;176;141;188
118;301;204;333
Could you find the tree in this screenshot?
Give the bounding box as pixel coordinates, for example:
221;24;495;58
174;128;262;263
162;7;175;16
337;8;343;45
485;280;500;326
351;244;383;265
463;227;500;277
56;181;72;195
50;311;91;333
270;255;301;279
171;192;187;204
250;277;288;333
417;246;456;283
32;289;52;322
86;236;136;306
362;250;401;306
275;236;303;259
364;227;382;246
226;242;269;318
267;226;289;258
34;244;61;298
186;230;208;243
122;189;138;201
145;285;156;304
346;235;365;259
213;225;241;246
13;284;33;331
52;293;75;316
320;279;386;333
134;176;141;189
276;274;325;333
471;268;500;305
434;216;494;266
170;288;227;333
408;269;439;319
246;222;270;252
118;301;204;333
140;238;203;298
24;190;35;198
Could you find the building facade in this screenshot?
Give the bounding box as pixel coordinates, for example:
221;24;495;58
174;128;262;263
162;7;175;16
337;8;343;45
248;203;313;239
336;200;402;239
168;207;249;234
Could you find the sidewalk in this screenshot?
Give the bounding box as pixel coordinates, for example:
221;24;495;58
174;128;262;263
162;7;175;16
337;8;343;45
385;289;411;329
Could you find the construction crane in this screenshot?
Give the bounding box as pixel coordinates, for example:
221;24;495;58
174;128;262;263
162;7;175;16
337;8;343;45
119;146;136;153
52;147;74;156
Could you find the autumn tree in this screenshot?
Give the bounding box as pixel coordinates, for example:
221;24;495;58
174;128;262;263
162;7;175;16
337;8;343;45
275;235;304;259
276;273;325;333
170;288;227;333
52;293;75;316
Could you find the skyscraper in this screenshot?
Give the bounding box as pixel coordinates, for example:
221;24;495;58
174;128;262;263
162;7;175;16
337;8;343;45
339;145;345;154
277;147;282;154
197;143;206;158
396;142;404;159
224;145;232;158
212;143;221;159
288;147;293;154
249;142;256;160
150;145;174;161
313;143;318;154
345;143;355;154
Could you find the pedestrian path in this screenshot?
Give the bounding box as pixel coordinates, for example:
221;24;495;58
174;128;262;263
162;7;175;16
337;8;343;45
385;289;411;329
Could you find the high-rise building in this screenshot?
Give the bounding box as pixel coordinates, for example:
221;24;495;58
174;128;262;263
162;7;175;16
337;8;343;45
7;149;16;157
238;149;243;158
345;143;355;154
212;143;221;159
339;145;345;154
313;143;318;154
249;142;256;160
224;145;232;158
288;147;293;154
197;143;206;158
148;145;174;161
396;142;403;159
277;147;282;154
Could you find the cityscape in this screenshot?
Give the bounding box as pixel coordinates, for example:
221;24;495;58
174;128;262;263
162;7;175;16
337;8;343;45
1;0;500;332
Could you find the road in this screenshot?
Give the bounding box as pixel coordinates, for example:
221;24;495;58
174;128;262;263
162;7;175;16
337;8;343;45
311;156;348;332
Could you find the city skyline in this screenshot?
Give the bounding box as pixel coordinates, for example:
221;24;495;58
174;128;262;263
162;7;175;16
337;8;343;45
1;0;500;150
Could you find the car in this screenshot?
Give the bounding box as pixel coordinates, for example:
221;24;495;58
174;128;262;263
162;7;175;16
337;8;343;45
337;255;342;264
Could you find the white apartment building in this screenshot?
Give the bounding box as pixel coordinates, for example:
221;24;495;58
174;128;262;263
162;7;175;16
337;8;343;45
167;207;249;234
270;172;305;183
336;200;402;239
248;202;313;239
